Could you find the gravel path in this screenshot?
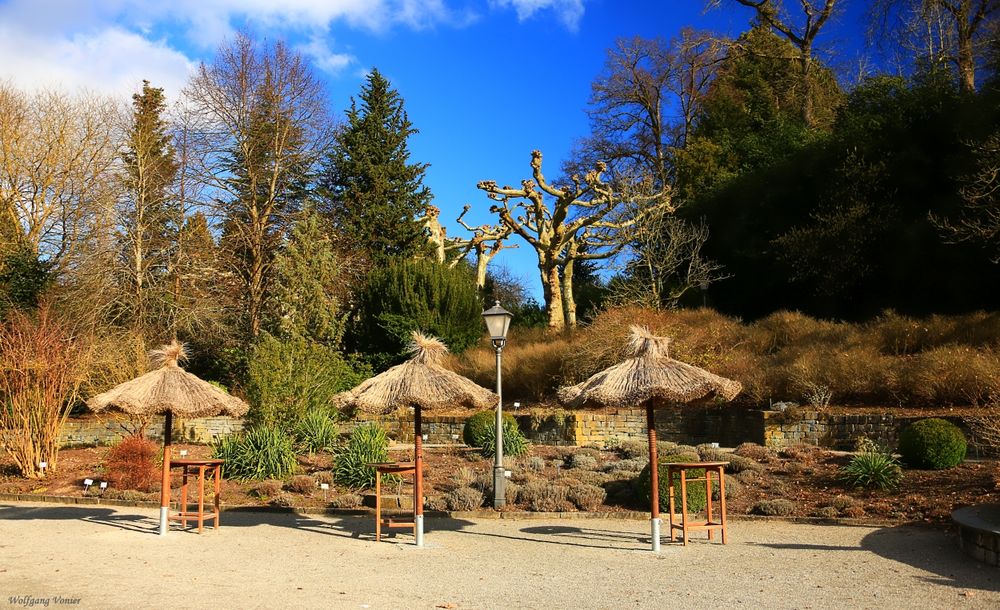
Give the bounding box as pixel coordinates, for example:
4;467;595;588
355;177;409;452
1;502;997;609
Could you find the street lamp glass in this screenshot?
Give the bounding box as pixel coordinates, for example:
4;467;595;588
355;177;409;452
481;301;513;340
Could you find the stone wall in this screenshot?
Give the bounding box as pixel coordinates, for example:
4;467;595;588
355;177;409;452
59;416;244;447
53;408;988;454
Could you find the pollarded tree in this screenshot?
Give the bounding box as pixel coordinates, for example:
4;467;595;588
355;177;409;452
319;69;432;263
478;150;671;330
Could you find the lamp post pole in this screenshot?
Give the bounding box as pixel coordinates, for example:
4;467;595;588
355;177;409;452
492;336;505;509
482;301;513;510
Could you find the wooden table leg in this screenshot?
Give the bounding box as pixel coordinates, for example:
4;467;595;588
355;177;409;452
680;469;689;546
668;466;676;542
706;468;715;542
197;465;206;534
375;470;382;542
180;466;189;529
719;466;728;544
214;464;221;529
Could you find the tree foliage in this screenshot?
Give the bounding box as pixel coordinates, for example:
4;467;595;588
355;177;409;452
349;258;481;368
319;69;432;263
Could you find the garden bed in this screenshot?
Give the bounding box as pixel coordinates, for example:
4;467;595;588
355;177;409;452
2;441;998;526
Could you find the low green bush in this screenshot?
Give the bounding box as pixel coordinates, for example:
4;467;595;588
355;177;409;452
840;449;902;490
475;416;529;459
212;426;298;481
898;418;967;469
333;423;393;490
634;454;718;513
294;409;340;454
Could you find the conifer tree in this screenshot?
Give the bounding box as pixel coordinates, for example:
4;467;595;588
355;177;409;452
319;69;432;262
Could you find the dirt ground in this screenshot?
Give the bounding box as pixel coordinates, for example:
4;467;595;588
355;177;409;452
1;502;998;610
2;443;998;525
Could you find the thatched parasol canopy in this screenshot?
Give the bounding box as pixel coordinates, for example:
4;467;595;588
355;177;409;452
333;332;497;415
557;326;741;409
334;332;497;547
88;341;248;418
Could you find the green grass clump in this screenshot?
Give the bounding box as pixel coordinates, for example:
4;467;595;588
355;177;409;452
898;418;967;469
333;423;393;490
212;426;298;481
840;449;902;490
293;409;340;454
465;411;529;458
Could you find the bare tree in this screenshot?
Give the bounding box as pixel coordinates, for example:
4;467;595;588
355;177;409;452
451;204;518;289
868;0;999;93
478;150;670;329
714;0;839;128
183;33;331;340
0;85;119;272
933;131;1000;257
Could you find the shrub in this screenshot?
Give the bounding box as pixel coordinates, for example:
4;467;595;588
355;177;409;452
725;455;761;474
734;443;772;462
567;453;599;470
565;469;609;487
104;436;160;492
635;454;718;514
898;418;967;469
827;495;855;511
751;499;797;516
293;409;339;454
697;444;728;462
212;426;298;481
252;479;284;499
445;486;484;511
519;481;570;512
617;439;648;459
813;506;840;519
102;489;151;502
333;424;392;489
525;456;546;472
245;333;366;433
840;449;902;490
329;493;363;509
477;417;529;459
286;474;317;494
313;470;334;486
425;495;448;511
605;458;647;475
567;484;607;511
712;474;741;500
504;481;521;505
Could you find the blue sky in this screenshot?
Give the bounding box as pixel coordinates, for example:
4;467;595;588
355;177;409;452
0;0;870;299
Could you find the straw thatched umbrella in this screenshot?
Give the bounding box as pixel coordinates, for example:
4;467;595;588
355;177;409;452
558;326;741;551
333;332;497;546
88;341;248;535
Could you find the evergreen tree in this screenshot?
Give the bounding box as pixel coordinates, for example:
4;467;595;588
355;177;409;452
118;80;179;339
319;69;432;262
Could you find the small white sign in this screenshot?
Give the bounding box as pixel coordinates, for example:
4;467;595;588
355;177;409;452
179;450;188;457
83;478;93;487
513;402;520;408
451;434;459;440
421;434;428;441
710;442;720;449
99;481;108;489
39;461;47;469
504;470;512;478
320;483;330;490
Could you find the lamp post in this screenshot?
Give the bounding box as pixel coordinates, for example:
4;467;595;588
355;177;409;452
482;301;513;509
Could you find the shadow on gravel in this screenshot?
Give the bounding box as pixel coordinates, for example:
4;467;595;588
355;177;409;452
0;503;476;543
454;524;645;551
860;526;1000;592
0;504;158;534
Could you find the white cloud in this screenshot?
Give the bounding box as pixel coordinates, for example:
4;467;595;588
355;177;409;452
0;25;195;100
490;0;586;31
298;36;355;75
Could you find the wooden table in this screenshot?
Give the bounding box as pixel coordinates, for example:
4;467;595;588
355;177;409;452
168;458;224;534
368;462;417;542
667;461;728;546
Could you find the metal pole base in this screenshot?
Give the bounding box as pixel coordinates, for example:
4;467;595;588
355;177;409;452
415;514;424;547
159;507;169;536
493;466;506;509
651;518;661;552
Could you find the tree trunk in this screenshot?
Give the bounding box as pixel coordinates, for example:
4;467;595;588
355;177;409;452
957;20;976;93
475;252;489;290
562;258;577;329
541;261;565;330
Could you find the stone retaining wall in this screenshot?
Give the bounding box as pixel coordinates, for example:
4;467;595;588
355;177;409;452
53;408;989;454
